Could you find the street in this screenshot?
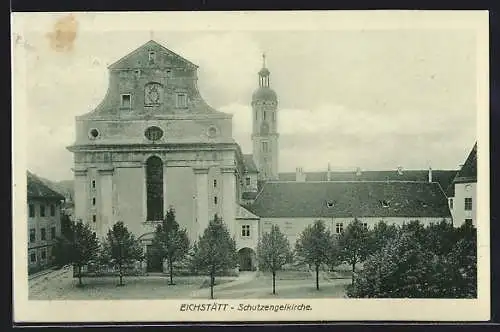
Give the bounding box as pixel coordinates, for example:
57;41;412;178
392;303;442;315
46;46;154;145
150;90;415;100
29;267;349;300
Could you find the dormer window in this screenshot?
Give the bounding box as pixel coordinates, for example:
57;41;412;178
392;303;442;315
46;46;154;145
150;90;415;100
176;93;187;108
121;94;131;108
381;200;390;208
326;200;335;208
148;51;156;63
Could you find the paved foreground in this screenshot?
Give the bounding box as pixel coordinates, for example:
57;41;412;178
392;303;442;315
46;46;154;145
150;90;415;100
29;267;349;300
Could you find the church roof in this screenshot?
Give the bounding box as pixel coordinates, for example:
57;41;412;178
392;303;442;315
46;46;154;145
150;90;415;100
27;171;65;200
453;142;477;184
108;40;198;70
243;154;258;173
278;169;457;197
248;181;451;219
236;205;260;220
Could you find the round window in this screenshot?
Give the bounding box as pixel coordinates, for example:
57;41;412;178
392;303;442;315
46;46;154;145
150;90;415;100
207;126;218;138
89;128;100;139
145;126;164;141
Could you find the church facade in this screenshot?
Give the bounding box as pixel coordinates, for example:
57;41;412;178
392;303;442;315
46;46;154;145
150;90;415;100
67;40;264;271
68;40;466;272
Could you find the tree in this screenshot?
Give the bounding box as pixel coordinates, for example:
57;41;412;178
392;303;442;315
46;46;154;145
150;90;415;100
347;220;478;298
446;220;477;298
192;214;238;299
338;218;371;284
102;221;143;286
151;207;190;285
424;219;456;256
347;231;434;298
369;220;399;253
295;220;334;290
53;213;76;267
257;225;293;295
71;220;100;287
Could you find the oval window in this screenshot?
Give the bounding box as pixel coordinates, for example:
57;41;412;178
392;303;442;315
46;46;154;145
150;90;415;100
89;128;100;139
145;126;164;141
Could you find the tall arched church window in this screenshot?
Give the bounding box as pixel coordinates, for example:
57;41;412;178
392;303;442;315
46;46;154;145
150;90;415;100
146;156;164;221
144;82;163;105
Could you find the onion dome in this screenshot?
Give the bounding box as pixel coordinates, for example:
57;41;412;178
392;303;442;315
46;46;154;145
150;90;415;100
252;87;277;102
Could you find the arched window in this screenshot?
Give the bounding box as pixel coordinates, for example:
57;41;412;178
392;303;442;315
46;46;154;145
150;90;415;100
146;156;164;221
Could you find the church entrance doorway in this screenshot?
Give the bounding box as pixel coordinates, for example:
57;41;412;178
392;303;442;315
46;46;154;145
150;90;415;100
238;247;256;271
146;245;163;273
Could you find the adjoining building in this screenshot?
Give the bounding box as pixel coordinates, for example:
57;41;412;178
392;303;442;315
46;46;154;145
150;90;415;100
447;143;477;227
66;39;471;272
27;171;65;273
245;181;452;252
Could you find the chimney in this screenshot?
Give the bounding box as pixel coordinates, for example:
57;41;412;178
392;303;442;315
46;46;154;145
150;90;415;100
327;162;331;181
296;167;306;182
428;167;433;183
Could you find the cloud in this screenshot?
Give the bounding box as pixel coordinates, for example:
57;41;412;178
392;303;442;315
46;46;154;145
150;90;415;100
219;101;475;172
27;123;74;181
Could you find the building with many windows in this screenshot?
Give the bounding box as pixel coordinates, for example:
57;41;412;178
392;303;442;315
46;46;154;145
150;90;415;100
27;171;65;273
66;39;468;272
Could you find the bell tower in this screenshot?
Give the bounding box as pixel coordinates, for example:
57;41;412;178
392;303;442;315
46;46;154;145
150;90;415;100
251;53;279;181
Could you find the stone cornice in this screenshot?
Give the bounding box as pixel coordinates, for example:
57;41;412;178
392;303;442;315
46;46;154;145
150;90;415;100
67;142;241;153
251;133;280;139
71;167;88;176
76;112;232;121
221;166;237;174
98;166;114;175
193;167;210;174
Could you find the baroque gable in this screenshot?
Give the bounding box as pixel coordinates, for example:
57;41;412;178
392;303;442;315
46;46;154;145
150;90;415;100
108;40;198;71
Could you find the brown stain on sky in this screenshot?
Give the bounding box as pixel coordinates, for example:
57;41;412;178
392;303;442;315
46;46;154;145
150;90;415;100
46;14;78;52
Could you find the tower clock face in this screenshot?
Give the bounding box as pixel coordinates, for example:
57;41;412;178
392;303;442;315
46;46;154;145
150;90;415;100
145;83;162;105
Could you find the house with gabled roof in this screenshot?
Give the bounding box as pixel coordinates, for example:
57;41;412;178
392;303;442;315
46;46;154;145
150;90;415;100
27;171;65;273
448;142;477;227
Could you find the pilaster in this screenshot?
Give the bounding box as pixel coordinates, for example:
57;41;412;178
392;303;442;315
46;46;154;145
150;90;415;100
72;167;88;225
193;167;209;238
221;166;237;238
98;166;114;238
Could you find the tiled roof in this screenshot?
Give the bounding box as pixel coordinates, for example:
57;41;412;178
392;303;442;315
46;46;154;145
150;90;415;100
453;142;477;184
278;169;457;197
243;154;258;173
27;171;66;200
236;205;260;220
247;181;451;219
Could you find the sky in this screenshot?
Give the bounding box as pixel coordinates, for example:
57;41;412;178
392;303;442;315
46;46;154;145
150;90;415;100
16;14;478;181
